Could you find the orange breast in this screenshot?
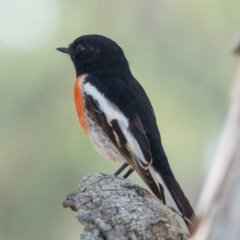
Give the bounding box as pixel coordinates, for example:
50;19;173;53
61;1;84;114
74;75;88;135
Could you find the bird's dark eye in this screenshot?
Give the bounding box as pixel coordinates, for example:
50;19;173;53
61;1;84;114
76;44;85;54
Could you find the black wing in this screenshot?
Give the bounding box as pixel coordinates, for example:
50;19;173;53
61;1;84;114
84;93;162;200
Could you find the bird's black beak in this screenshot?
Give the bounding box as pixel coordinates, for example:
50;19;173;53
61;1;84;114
56;47;70;54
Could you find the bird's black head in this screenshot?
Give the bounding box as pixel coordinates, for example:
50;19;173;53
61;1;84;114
57;34;131;77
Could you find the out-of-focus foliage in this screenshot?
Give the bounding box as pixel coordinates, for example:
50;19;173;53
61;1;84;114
0;1;239;239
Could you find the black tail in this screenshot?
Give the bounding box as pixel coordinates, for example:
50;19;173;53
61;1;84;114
161;171;195;221
150;142;196;226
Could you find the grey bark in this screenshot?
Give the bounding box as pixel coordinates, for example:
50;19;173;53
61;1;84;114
190;35;240;240
63;173;189;240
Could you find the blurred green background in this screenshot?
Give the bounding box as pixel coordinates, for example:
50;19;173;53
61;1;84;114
1;0;239;239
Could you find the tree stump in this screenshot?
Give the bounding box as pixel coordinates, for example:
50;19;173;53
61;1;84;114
63;173;189;240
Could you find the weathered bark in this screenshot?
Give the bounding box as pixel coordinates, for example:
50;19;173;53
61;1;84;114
190;36;240;240
63;173;189;240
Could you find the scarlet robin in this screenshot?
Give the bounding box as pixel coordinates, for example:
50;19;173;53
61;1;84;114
57;35;195;227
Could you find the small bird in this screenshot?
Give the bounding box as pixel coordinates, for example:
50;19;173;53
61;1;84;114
57;35;195;226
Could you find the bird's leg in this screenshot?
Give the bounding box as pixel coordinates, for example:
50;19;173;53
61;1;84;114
114;163;129;176
116;165;166;204
159;183;166;204
123;168;134;179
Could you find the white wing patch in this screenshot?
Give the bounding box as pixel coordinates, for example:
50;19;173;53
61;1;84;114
113;130;121;146
83;82;149;166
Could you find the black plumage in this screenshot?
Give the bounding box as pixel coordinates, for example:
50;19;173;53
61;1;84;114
57;34;196;228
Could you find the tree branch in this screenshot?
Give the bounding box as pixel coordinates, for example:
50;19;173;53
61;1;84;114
190;34;240;240
63;173;189;240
